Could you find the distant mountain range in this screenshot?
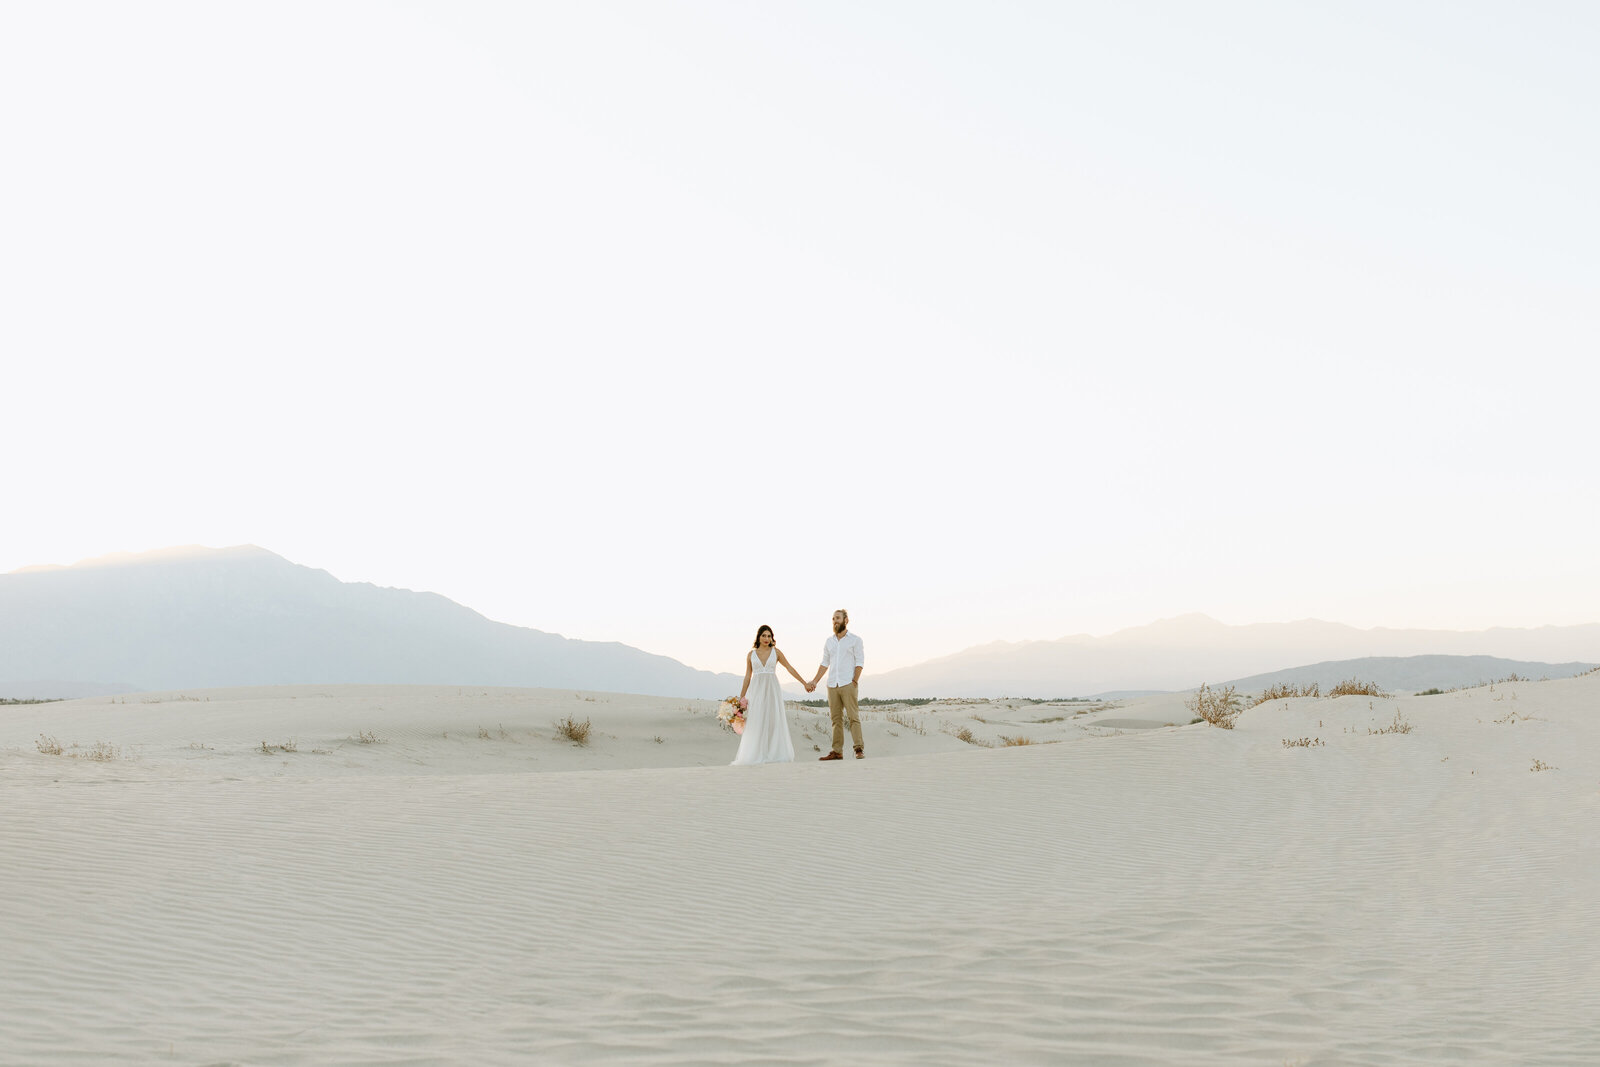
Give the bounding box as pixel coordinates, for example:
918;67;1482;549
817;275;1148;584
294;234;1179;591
1220;655;1595;694
6;548;1598;702
0;546;741;699
867;614;1600;697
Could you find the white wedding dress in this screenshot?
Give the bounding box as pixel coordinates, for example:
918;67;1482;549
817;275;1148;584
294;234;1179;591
731;648;795;765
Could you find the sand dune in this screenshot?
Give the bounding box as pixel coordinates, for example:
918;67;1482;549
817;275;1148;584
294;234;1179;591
3;678;1597;1064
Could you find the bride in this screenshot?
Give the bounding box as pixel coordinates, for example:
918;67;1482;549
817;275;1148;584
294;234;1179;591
731;625;810;765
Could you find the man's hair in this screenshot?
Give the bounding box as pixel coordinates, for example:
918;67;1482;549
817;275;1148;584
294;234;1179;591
835;609;848;621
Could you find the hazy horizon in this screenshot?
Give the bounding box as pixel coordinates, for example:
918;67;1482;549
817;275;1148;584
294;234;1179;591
7;542;1599;677
6;3;1597;677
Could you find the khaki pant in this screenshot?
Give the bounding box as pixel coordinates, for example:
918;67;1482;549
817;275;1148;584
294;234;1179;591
827;682;863;754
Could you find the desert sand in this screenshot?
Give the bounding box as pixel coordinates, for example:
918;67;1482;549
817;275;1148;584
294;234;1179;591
3;677;1597;1065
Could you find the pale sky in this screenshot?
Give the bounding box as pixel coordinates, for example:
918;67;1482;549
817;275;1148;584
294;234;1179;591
5;2;1598;676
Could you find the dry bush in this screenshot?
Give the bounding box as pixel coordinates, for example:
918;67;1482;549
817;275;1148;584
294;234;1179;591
999;735;1035;746
259;740;298;754
1281;737;1325;748
1329;679;1386;698
1185;684;1243;729
884;709;926;735
81;741;121;761
1366;711;1414;735
555;715;592;746
353;730;382;744
36;734;63;756
941;723;993;747
1254;682;1320;706
1530;758;1556;772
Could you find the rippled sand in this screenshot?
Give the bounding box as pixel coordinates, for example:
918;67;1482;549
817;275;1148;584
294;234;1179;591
3;679;1597;1064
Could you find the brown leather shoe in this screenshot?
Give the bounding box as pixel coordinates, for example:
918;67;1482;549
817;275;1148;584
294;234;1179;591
819;751;844;761
855;748;865;759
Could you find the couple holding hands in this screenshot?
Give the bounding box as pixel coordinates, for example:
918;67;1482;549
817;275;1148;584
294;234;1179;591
731;609;865;766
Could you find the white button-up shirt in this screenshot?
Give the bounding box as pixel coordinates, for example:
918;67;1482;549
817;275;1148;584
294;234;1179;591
822;632;864;689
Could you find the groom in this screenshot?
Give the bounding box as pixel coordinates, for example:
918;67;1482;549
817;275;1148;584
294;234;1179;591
810;609;865;760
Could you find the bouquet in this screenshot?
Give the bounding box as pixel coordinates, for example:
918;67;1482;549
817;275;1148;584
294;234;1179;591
717;696;748;735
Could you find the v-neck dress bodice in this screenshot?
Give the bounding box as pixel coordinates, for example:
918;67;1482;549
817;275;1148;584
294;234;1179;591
731;648;795;765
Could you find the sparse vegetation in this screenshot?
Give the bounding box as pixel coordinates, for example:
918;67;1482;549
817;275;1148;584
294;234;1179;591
1530;758;1556;772
1254;682;1320;705
999;735;1035;746
36;735;123;760
1416;688;1446;696
794;697;937;708
478;726;491;740
352;730;382;744
6;698;63;706
554;715;592;746
941;723;993;747
1186;684;1243;729
260;740;298;754
884;710;926;735
1329;679;1386;698
1366;711;1414;735
1282;737;1325;748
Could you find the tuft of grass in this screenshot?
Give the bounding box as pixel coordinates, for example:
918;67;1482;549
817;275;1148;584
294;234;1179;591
941;723;993;747
1366;711;1414;735
260;740;299;754
998;735;1035;746
478;726;491;740
1254;682;1320;705
1416;688;1446;696
1186;684;1243;729
81;741;121;762
652;735;665;744
1530;758;1556;772
884;709;926;735
352;730;382;744
36;734;64;755
554;715;592;746
1282;737;1325;748
6;698;64;706
1329;679;1386;698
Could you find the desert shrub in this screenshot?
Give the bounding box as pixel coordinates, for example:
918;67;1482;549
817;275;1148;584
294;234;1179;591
884;710;926;735
1329;679;1386;698
1254;682;1320;705
554;715;592;745
999;735;1035;746
1281;737;1325;748
36;734;63;755
795;697;935;708
941;723;992;747
1416;688;1445;696
1186;684;1243;729
1366;711;1414;735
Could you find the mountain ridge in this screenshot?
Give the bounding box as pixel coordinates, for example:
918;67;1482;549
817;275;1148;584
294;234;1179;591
0;546;741;699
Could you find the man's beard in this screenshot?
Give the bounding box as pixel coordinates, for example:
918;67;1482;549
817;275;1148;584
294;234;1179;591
833;622;847;635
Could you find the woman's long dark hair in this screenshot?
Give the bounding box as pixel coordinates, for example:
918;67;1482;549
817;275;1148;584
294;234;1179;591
752;624;776;649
